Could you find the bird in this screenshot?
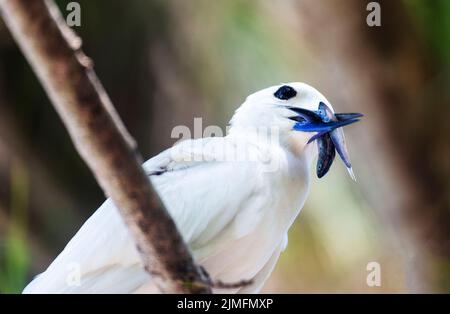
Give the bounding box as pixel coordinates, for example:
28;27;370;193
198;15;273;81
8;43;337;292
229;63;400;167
23;82;362;294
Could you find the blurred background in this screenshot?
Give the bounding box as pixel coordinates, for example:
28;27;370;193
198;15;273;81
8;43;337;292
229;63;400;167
0;0;449;293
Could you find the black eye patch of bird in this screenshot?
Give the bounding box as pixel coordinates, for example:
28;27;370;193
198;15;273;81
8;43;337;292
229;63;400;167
274;85;297;100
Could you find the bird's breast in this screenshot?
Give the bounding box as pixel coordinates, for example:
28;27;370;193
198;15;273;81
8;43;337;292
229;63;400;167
194;158;311;286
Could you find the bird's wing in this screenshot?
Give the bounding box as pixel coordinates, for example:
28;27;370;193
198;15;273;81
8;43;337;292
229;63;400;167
23;137;268;293
144;137;268;244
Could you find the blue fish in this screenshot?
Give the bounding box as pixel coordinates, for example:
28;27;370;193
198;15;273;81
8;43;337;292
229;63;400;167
289;102;363;179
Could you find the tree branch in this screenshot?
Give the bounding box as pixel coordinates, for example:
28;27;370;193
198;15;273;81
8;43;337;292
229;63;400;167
0;0;211;293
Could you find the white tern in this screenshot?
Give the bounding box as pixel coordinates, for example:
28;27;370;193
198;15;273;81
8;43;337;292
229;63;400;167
23;82;362;293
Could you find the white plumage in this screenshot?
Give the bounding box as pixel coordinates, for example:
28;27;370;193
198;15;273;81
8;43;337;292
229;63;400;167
23;82;354;294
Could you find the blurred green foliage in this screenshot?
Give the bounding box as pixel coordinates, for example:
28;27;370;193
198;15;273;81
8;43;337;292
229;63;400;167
407;0;450;70
0;161;29;293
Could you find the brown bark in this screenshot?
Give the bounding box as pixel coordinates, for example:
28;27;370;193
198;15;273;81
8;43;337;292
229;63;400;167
0;0;210;293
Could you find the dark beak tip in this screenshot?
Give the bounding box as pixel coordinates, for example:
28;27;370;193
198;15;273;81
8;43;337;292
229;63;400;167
335;112;364;122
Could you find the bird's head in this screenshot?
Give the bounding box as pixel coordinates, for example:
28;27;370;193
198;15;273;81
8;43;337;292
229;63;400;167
229;82;363;179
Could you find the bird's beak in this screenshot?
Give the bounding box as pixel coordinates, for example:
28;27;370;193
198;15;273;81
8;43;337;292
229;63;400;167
288;102;363;180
